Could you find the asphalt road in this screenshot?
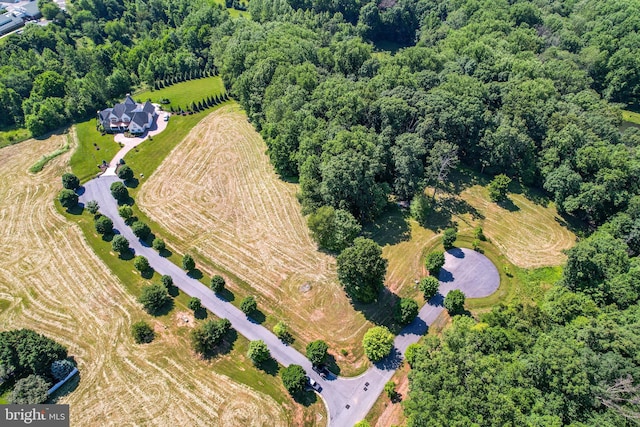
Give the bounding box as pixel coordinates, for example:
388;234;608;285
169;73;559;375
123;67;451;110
79;176;500;427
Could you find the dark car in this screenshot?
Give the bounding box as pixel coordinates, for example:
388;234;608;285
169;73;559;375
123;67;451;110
312;364;331;379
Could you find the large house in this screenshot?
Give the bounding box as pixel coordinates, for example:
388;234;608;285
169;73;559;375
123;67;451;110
98;95;156;134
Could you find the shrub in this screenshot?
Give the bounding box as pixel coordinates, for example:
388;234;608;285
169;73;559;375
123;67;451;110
138;284;169;314
131;221;151;240
131;321;155;344
425;251;445;276
247;340;270;365
160;275;173;289
110;181;129;202
280;364;306;394
384;381;397;399
394;298;419;325
354;421;371;427
419;276;440;300
240;296;257;315
50;359;75;382
111;235;129;254
86;200;99;214
442;228;457;250
182;253;195;271
95;215;113;234
118;205;133;221
474;226;486;241
152;238;165;251
306;340;328;365
404;343;421;367
58;189;78;208
117;165;134;181
61;172;80;190
133;255;149;272
363;326;394;362
10;375;49;404
210;275;225;293
444;290;466;315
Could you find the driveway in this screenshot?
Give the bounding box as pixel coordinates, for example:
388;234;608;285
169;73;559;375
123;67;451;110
79;177;499;426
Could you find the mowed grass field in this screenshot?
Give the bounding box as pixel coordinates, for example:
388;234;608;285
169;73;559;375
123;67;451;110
0;136;315;426
136;104;372;371
134;76;226;112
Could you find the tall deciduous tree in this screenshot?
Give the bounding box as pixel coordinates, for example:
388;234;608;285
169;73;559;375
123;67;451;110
426;141;459;200
337;237;388;303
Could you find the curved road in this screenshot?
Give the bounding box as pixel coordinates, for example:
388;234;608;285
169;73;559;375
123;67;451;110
79;175;500;427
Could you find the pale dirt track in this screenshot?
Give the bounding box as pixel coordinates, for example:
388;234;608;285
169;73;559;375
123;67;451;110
0;135;288;426
137;105;370;355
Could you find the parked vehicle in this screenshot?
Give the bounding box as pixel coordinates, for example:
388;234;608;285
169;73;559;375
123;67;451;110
306;376;322;392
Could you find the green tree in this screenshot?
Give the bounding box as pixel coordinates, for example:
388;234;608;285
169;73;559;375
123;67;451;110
86;200;99;215
133;256;149;272
442;228;457;250
410;192;431;226
131;321;155;344
384;380;397;399
160;275;173;289
306;340;328;365
425;251;445;276
240;296;257;315
0;329;67;378
190;318;231;355
307;206;361;252
404;343;421;367
395;298;419;325
61;173;80;190
58;189;78;209
187;297;202;312
118;205;134;221
110;181;129;202
419;276;440;300
10;375;49;404
337;237;388;303
40;1;61;20
131;221;151;240
152;238;166;252
353;421;371;427
33;70;65;98
363;326;394;362
444;290;466;315
111;235;129;254
273;321;292;343
280;364;306;394
138;284;169;315
117;165;134;181
488;174;512;202
95;215;113;235
247;340;270;365
210;275;225;293
182;254;195;271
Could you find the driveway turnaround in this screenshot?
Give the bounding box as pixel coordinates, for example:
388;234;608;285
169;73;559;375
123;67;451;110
79;176;500;427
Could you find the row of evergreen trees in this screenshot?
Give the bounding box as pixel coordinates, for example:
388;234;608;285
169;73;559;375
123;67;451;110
153;66;218;91
169;93;231;114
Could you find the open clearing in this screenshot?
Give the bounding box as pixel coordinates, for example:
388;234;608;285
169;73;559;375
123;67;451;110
0;136;295;426
134;76;226;112
137;104;372;368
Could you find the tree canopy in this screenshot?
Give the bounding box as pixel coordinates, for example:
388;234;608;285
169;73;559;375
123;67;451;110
336;237;387;303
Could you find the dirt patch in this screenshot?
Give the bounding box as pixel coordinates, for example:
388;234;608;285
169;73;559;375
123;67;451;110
175;310;195;328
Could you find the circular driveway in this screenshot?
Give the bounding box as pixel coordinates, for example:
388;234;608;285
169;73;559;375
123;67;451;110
438;247;500;298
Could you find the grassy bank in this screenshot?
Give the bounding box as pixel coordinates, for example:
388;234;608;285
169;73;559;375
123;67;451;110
134;76;226;112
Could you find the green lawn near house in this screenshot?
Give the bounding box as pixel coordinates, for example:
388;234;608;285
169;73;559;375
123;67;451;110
70;120;121;183
133;76;226;112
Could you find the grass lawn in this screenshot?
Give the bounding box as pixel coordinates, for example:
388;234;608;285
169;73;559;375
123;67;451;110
0;389;10;404
70;120;121;182
211;0;250;18
622;109;640;125
0;126;31;149
133;76;226;112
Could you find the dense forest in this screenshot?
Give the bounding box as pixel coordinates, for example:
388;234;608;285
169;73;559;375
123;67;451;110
3;0;640;424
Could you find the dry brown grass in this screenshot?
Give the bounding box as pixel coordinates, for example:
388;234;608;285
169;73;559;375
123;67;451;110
137;105;371;370
0;136;292;426
460;185;576;268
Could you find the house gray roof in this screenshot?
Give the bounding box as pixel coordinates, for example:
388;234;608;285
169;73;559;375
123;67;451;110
123;95;136;105
142;101;155;115
97;96;155;133
112;103;126;118
130;111;148;127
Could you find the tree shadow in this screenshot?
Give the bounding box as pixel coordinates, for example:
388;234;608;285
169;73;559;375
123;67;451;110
398;316;428;337
438;268;454;283
510;181;549;207
256;357;279;376
194;307;208;320
216;288;235;302
247;309;266;325
324;353;341;376
448;247;465;259
141;267;155;279
117;196;135;207
496;197;520;212
374;347;403;371
124;178;139;188
152;298;175;317
67;204;84;216
101;232;114;242
351;288;400;329
159;248;173;258
204;328;238;358
76;186;86;196
187;269;203;280
429;292;445;307
449;167;484;193
363;205;411;247
119;249;134;261
292;389;318;406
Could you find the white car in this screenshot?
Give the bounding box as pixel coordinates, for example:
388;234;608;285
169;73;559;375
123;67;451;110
163;114;169;121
